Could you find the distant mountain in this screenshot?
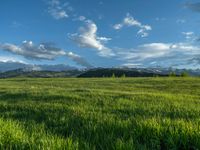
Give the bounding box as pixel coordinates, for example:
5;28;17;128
0;63;199;78
0;61;84;78
0;68;165;78
0;61;77;72
25;64;77;72
0;68;83;78
0;61;28;72
143;67;200;76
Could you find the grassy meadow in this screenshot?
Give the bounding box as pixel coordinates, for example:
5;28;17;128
0;77;199;149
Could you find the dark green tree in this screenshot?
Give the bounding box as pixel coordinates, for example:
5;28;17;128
112;73;115;78
121;73;126;78
181;72;189;77
169;72;176;77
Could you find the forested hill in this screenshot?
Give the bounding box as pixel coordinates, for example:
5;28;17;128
77;68;167;77
0;67;199;78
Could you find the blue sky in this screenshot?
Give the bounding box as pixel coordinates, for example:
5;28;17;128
0;0;200;69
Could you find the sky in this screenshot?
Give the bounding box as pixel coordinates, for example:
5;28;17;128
0;0;200;69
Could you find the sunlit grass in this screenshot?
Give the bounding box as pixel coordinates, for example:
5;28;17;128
0;77;199;149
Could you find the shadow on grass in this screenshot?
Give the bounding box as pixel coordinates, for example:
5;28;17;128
0;91;84;105
0;91;199;149
108;107;200;121
0;103;199;150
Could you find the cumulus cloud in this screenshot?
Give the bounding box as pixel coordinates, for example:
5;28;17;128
117;42;200;67
113;13;152;37
0;41;92;68
47;0;71;19
69;20;115;57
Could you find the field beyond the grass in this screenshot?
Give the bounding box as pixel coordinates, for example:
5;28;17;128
0;77;200;149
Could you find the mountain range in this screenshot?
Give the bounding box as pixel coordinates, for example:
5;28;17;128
0;61;77;72
0;61;199;78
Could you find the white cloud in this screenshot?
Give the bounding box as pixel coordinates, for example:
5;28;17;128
137;29;149;38
69;20;115;57
113;13;152;37
49;10;68;19
0;56;26;64
66;52;92;68
96;37;112;42
113;24;123;30
123;14;142;27
117;43;171;61
0;41;92;68
0;41;64;60
182;32;195;39
182;32;194;36
121;63;142;68
116;42;200;67
47;0;70;20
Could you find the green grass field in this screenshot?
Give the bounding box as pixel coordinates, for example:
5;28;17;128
0;77;200;150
